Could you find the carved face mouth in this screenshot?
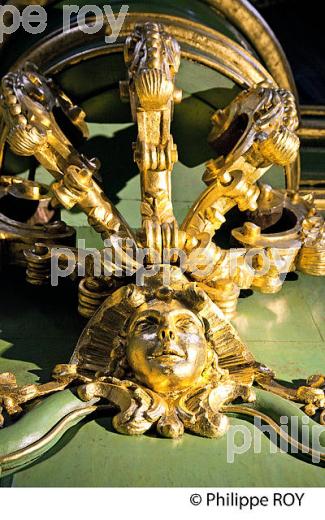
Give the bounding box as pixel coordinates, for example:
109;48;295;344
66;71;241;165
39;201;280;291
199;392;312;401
149;343;187;361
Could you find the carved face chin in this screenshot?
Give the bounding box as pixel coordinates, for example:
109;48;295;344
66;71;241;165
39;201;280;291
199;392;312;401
126;299;208;394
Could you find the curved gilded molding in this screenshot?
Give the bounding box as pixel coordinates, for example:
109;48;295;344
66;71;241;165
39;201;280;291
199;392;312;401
202;0;298;99
9;13;273;88
0;387;324;477
202;0;300;191
3;1;296;97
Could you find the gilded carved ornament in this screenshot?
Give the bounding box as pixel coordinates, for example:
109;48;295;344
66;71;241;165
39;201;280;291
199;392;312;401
0;23;324;465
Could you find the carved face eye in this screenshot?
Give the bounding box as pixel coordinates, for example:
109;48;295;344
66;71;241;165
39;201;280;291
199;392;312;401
176;317;199;334
133;316;159;334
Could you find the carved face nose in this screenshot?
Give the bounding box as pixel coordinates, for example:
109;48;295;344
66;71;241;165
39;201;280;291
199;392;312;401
158;327;175;342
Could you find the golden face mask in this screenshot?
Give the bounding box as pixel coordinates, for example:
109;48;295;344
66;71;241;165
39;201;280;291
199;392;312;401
126;299;208;394
63;268;256;438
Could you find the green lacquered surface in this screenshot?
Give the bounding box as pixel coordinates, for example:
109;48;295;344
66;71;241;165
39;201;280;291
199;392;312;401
300;147;325;183
1;385;324;480
3;417;325;487
0;391;98;478
0;390;92;456
252;389;325;447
